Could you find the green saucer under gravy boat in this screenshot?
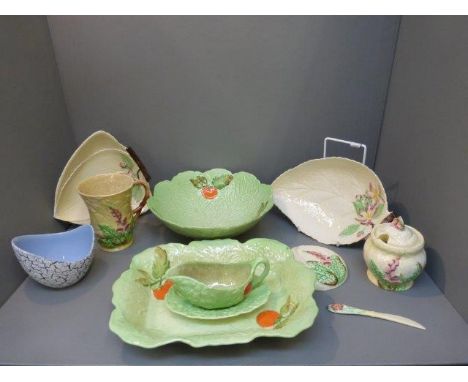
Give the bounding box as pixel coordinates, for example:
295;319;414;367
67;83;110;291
166;283;271;319
166;257;270;309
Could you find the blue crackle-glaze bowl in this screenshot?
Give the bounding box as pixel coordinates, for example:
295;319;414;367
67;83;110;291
11;225;95;288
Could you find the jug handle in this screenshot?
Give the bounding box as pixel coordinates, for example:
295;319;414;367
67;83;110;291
131;180;151;219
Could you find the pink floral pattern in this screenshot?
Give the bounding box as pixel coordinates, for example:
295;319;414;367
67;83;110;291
391;217;405;231
384;258;401;283
339;182;386;237
329;303;344;311
109;207;132;232
305;250;332;265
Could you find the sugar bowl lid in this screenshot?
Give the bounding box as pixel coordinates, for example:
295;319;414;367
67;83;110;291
371;217;424;254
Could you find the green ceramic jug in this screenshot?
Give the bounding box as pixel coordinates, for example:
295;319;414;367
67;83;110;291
166;257;270;309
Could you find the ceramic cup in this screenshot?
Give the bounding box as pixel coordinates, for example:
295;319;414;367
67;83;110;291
166;257;270;310
78;173;150;252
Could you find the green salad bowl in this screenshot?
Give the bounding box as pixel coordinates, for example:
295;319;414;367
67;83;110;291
147;169;273;239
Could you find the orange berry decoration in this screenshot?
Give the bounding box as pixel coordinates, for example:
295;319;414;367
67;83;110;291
202;186;218;200
256;310;281;328
153;279;174;300
190;174;233;200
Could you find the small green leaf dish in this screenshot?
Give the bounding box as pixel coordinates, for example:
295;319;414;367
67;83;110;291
147;169;273;239
109;238;318;348
292;245;348;291
165;284;271;320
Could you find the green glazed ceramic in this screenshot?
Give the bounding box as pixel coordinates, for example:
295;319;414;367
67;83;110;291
109;238;318;348
147;169;273;239
292;245;348;291
166;257;270;309
165;284;271;320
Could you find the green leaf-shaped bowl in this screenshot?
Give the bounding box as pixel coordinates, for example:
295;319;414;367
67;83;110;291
109;238;318;348
147;169;273;239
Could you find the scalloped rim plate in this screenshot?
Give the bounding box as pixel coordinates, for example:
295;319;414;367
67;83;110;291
272;157;390;246
109;238;318;348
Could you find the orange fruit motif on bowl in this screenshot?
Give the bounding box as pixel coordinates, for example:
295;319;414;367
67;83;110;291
190;174;234;201
202;186;218;200
153;280;174;300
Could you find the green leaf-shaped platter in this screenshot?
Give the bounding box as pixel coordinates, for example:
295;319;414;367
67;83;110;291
147;169;273;239
109;238;318;348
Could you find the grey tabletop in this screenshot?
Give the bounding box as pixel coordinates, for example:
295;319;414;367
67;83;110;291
1;210;468;365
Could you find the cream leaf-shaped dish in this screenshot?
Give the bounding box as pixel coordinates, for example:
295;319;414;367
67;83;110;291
272;157;390;245
54;131;124;204
109;239;318;348
54;148;149;225
148;169;273;239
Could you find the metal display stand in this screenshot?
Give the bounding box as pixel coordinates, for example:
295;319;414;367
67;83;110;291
323;137;368;164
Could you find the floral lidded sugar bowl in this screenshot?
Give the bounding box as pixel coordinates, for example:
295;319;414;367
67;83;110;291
363;217;426;291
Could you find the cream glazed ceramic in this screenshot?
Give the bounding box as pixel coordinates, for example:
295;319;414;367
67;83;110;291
55;148;150;225
292;245;347;291
272;157;390;245
78;173;150;251
328;303;425;330
55;131;124;204
363;217;426;291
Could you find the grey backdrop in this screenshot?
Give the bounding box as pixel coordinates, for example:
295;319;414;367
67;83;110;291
47;16;400;183
0;16;75;306
375;16;468;320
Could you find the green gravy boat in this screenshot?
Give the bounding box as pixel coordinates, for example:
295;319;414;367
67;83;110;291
166;257;270;310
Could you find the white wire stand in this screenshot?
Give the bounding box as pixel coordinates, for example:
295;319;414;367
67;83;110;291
323;137;367;165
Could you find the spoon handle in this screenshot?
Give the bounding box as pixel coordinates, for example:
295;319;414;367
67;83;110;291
327;304;426;330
